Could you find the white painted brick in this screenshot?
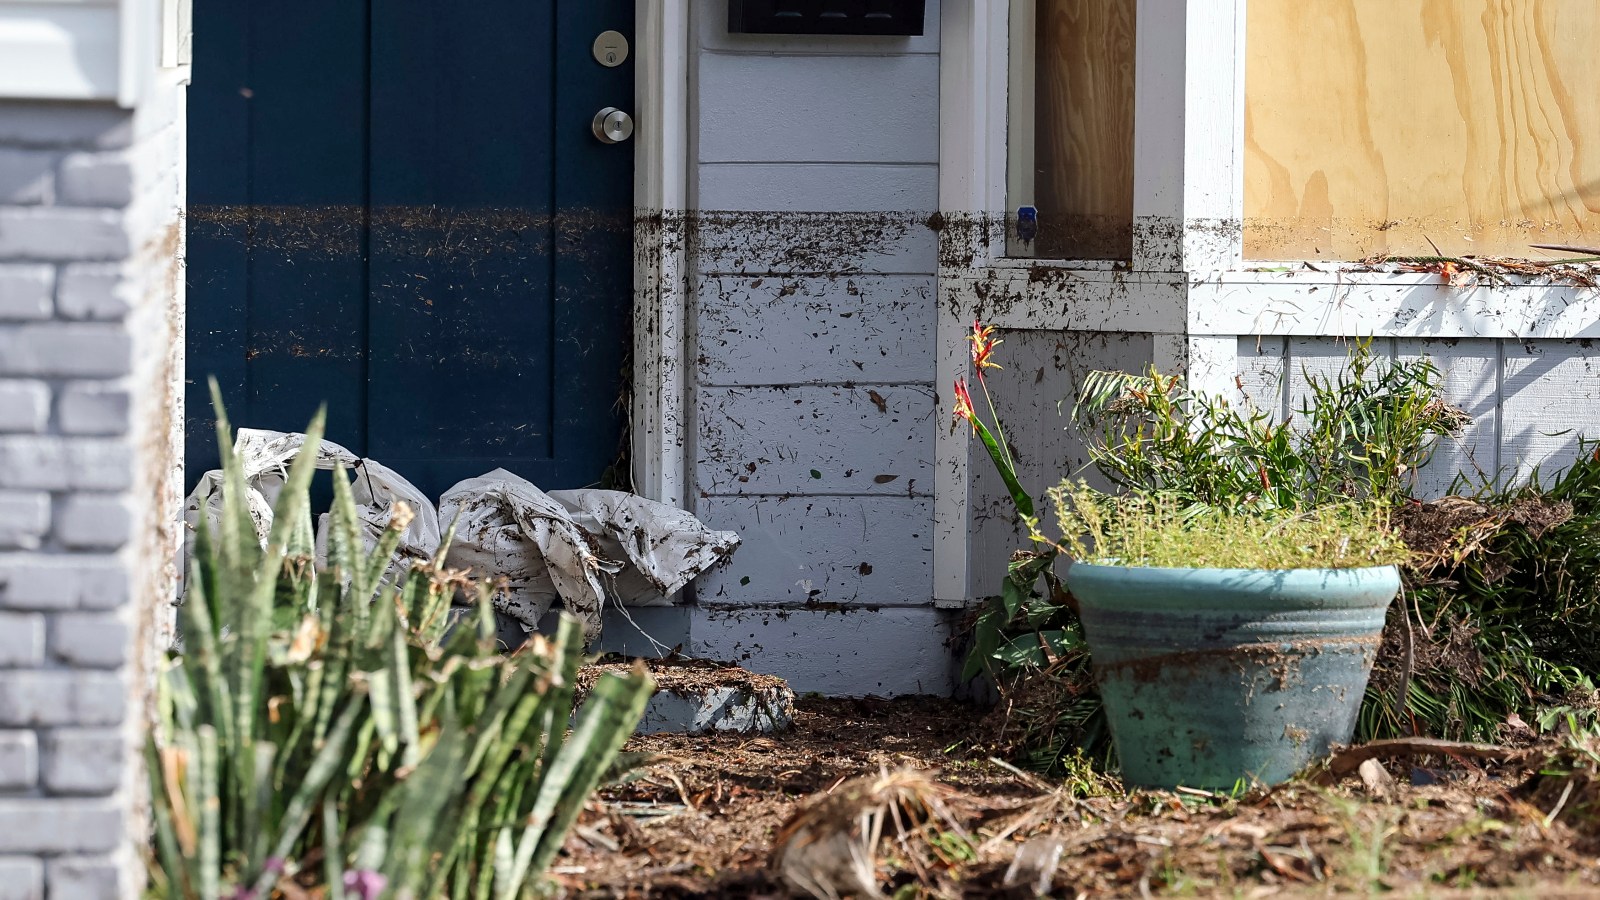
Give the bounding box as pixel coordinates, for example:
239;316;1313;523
52;495;130;551
0;612;43;667
54;264;127;321
48;611;126;668
45;856;121;900
0;554;127;610
41;729;123;794
0;208;128;262
0;492;48;550
56;383;129;436
0;102;131;150
55;152;133;208
0;382;47;433
0;150;55;205
0;324;129;377
0;437;131;491
0;857;42;900
0;799;121;853
0;671;123;726
0;732;36;790
0;265;52;320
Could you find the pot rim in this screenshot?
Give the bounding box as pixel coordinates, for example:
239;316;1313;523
1071;560;1400;577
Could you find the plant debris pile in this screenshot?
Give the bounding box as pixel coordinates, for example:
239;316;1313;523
558;698;1600;898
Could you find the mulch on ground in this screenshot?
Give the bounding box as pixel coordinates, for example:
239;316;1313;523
556;696;1600;898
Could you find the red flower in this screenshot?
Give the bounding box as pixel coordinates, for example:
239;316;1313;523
952;378;978;430
969;320;1003;372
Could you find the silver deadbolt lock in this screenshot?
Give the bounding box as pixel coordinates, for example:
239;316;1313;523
592;30;628;67
592;107;634;144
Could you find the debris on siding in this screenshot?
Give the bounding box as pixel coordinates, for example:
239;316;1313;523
181;436;740;646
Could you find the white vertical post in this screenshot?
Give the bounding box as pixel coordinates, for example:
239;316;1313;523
632;0;690;507
1131;0;1246;275
1005;0;1036;258
934;0;1010;607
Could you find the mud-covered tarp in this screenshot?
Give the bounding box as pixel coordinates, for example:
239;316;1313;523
441;470;739;642
181;429;440;586
181;437;740;644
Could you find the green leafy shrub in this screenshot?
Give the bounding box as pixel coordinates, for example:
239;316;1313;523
961;336;1598;771
147;386;653;899
1071;342;1468;511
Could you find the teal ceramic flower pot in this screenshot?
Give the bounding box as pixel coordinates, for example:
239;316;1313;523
1065;562;1400;790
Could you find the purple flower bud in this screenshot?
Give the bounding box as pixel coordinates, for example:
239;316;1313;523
343;869;389;900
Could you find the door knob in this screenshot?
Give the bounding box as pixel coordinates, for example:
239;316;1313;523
592;107;634;144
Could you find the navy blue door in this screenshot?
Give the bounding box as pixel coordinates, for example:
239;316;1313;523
186;1;635;497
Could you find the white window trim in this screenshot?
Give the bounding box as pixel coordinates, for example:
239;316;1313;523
934;0;1600;605
632;0;690;508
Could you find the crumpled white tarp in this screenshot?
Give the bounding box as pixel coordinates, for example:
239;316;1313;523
440;470;739;642
180;429;441;588
181;435;740;644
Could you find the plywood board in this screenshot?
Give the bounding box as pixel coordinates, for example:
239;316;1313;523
1244;1;1600;260
1032;0;1136;259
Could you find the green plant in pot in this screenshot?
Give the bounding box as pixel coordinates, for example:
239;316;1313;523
1035;485;1406;789
954;330;1448;786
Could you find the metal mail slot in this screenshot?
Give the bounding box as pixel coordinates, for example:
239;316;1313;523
727;0;926;36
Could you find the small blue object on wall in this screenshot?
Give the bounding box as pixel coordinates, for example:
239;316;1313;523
728;0;926;36
1016;206;1039;245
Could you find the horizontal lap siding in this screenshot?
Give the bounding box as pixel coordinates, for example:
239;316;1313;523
967;330;1153;592
686;3;945;693
695;275;934;385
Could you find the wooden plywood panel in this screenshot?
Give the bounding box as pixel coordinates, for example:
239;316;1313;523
1244;1;1600;260
1501;340;1600;483
1033;0;1136;259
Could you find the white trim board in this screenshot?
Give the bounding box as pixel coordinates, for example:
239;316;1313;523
631;0;689;508
0;0;120;100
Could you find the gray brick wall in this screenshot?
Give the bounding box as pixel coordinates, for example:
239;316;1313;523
0;86;185;896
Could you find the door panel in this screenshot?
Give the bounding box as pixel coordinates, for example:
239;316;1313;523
187;1;635;498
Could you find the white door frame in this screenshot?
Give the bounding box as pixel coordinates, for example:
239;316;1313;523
631;0;690;508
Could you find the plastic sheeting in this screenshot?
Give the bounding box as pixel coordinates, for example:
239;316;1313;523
181;429;440;584
441;470;740;642
181;437;740;644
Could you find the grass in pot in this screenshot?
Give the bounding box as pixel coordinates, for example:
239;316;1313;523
1039;485;1407;789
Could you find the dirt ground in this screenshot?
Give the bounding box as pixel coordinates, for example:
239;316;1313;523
556;697;1600;899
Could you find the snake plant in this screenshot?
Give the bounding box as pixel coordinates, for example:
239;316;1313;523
147;383;653;899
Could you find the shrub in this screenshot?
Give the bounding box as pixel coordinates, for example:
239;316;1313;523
147;386;653;898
